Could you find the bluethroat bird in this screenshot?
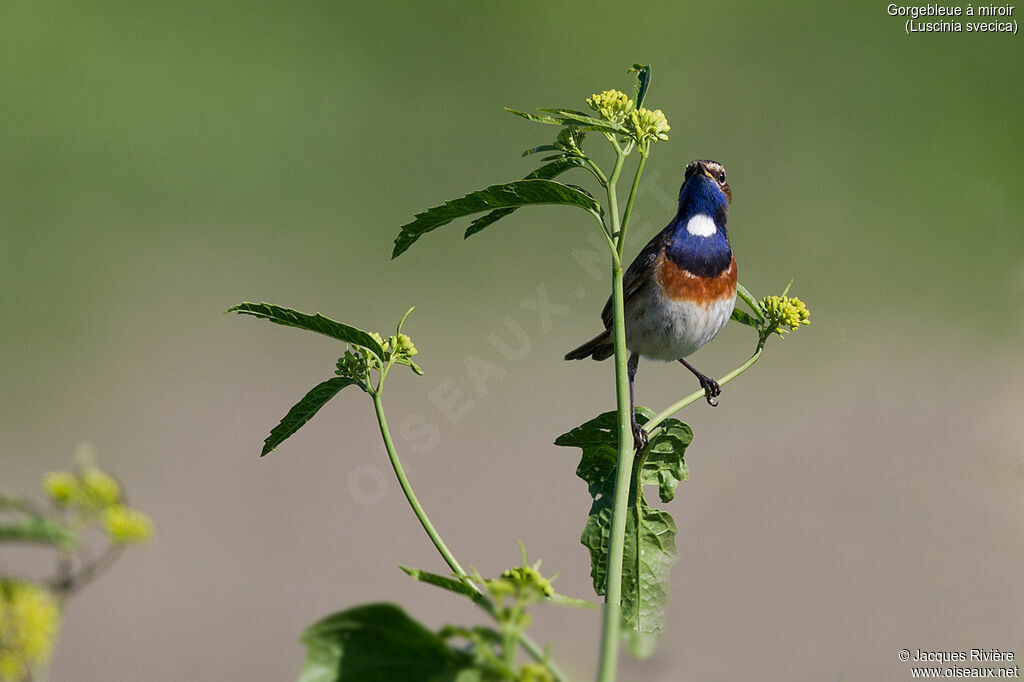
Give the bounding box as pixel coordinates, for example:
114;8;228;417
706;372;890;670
565;159;737;449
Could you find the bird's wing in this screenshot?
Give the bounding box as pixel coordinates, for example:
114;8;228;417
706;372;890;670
599;225;670;330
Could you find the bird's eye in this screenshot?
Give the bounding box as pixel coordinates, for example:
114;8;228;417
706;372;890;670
718;170;726;183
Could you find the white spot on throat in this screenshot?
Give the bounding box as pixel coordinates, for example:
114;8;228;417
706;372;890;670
685;214;717;237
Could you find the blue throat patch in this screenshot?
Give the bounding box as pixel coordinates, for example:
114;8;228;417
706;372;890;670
665;177;732;278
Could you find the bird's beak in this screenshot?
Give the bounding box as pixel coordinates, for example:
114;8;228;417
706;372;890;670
693;160;715;181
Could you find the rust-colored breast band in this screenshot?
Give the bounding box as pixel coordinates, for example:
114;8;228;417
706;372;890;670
655;254;738;307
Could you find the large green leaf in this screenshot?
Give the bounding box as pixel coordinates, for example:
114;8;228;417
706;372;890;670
261;377;361;456
298;603;482;682
464;158;586;238
228;302;386;360
630;64;652;109
392;179;603;258
554;407;691;654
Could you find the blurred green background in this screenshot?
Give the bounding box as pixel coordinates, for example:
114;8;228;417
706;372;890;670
2;2;1022;681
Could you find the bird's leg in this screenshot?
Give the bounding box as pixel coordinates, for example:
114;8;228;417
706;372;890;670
628;352;648;451
678;358;721;407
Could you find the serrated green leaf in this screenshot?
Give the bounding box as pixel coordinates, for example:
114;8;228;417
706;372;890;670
537;108;625;134
504;108;563;125
262;377;361;456
554;406;690;649
228;302;386;360
630;64;652;109
298;603;481;682
464;158;587;238
393;179;602;258
0;517;75;549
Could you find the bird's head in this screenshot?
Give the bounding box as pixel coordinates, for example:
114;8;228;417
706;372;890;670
678;159;731;222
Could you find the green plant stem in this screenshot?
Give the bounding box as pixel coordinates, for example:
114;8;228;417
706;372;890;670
596;148;633;682
617;150;647;256
371;392;468;580
370;391;568;682
643;345;765;434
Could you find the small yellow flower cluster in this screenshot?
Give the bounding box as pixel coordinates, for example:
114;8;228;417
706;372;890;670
761;294;811;334
103;505;155;545
586;89;635;124
0;580;61;682
41;460;155;545
41;472;77;505
337;329;419;383
390;333;417;359
368;331;388;352
629;107;671;143
43;466;120;510
498;564;555;598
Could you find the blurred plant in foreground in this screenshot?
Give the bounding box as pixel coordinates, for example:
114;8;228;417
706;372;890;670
0;445;154;682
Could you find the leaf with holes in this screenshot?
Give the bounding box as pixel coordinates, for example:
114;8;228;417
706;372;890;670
554;406;691;654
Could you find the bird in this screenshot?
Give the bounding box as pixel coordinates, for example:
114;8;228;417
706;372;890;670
565;159;737;449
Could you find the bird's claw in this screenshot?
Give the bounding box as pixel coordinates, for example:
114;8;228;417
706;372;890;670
701;377;721;407
631;421;649;452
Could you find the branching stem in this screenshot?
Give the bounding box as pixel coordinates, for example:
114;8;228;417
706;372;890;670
370;390;568;682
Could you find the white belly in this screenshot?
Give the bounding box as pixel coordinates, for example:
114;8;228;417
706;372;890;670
624;286;735;361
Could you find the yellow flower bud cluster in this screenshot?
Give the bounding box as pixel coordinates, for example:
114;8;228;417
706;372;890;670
41;460;155;545
555;128;585;156
586;89;635;124
390;333;417;360
335;350;368;383
761;295;811;334
495;561;552;593
43;467;120;510
103;505;155;545
629;107;670;143
0;580;61;682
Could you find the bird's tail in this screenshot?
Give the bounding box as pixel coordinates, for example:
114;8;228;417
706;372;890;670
564;330;614;361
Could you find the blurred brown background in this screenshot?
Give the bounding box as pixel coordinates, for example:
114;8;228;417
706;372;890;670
1;1;1022;680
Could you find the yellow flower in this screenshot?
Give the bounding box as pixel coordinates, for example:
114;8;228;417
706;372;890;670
585;89;635;124
42;472;79;505
81;468;121;507
761;294;811;334
103;505;155;545
0;580;61;682
629;107;671;143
